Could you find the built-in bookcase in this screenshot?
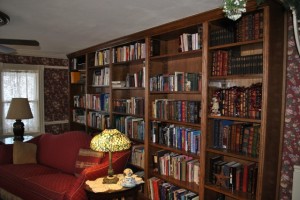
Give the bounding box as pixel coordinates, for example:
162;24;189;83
68;1;285;199
147;24;203;199
69;55;87;131
203;3;285;200
110;39;147;175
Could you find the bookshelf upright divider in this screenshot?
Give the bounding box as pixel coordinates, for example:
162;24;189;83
68;1;285;199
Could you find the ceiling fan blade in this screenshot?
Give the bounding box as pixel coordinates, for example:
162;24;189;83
0;39;39;46
0;44;16;54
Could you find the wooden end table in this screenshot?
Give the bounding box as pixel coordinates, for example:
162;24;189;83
85;183;141;200
0;135;33;144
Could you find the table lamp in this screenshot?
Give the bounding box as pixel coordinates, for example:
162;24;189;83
6;98;33;141
90;128;131;184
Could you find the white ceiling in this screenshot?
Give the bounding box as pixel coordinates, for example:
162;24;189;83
0;0;222;59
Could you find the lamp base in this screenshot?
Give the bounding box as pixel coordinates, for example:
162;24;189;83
13;119;24;141
102;175;119;184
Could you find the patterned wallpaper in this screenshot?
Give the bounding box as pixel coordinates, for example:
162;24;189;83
279;14;300;200
0;54;68;66
44;68;70;134
0;54;70;134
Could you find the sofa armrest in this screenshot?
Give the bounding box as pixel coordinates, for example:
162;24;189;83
0;144;13;164
64;150;130;200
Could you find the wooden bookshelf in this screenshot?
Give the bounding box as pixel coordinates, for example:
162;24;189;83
67;1;285;199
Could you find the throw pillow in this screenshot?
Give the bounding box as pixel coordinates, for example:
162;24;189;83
74;148;105;177
13;141;37;164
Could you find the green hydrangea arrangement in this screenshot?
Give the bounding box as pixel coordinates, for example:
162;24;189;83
223;0;247;21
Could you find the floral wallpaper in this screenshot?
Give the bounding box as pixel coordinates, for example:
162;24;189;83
0;54;70;134
0;54;68;66
44;68;69;134
279;14;300;200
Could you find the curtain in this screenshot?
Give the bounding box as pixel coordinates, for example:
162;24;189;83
0;64;44;135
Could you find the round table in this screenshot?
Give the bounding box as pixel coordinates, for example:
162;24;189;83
85;183;141;200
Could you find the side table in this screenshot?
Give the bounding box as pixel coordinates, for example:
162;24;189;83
0;135;34;144
85;184;141;200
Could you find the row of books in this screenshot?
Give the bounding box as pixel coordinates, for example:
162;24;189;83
152;99;201;124
153;150;200;184
212;120;260;158
92;67;110;86
114;115;145;140
73;95;85;108
71;57;85;71
112;97;145;115
236;11;263;42
72;109;86;124
148;177;199;200
94;49;110;66
131;145;144;168
86;93;109;112
87;112;109;130
210;83;262;119
151;121;201;154
149;72;201;92
125;66;145;88
112;41;146;63
210;11;263;46
211;50;263;76
210;26;235;46
179;31;202;52
209;156;257;194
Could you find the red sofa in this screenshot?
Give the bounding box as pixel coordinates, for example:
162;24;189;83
0;131;131;200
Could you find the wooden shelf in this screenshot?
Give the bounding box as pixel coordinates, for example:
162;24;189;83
209;74;263;80
112;58;145;66
88;64;109;69
209;39;263;50
89;85;109;88
112;87;145;90
150;91;201;95
150;143;199;159
204;183;254;200
150;49;202;61
149;117;201;128
112;112;144;118
206;148;259;163
150;171;199;194
208;115;261;123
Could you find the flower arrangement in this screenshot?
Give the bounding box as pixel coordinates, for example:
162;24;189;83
223;0;300;20
223;0;247;21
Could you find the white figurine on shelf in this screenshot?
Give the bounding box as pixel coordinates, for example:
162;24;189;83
121;168;136;188
211;96;221;116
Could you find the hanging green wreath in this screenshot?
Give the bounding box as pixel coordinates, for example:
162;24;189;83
223;0;247;21
223;0;300;20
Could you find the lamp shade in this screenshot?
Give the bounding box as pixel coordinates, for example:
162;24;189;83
6;98;33;120
90;128;131;152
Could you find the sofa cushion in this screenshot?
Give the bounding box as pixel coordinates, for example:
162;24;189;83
0;164;59;200
0;164;59;187
38;131;92;174
25;173;77;200
13;141;37;164
74;148;105;177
